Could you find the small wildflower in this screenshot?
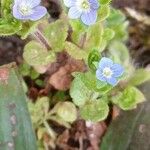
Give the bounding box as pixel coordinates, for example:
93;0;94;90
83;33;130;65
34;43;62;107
13;0;47;21
64;0;99;25
96;57;124;86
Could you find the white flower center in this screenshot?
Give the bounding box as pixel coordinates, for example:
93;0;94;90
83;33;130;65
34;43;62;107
103;67;113;78
76;0;90;12
19;3;33;16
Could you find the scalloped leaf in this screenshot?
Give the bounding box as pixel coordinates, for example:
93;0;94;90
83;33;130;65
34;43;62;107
23;41;56;66
97;5;110;22
0;19;22;36
56;102;77;122
112;86;146;110
43;19;68;52
70;74;93;106
65;41;88;60
80;100;109;122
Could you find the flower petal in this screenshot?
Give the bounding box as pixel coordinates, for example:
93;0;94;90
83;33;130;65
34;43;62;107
29;0;41;7
111;64;124;77
68;6;82;19
89;0;99;9
98;57;113;69
13;4;27;20
63;0;75;7
28;6;47;21
96;69;106;82
107;77;118;86
81;9;97;25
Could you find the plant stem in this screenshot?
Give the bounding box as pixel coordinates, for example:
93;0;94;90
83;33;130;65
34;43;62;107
43;120;56;140
79;32;87;48
33;29;51;50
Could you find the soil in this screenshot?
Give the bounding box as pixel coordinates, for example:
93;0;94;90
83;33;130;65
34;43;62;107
0;0;150;150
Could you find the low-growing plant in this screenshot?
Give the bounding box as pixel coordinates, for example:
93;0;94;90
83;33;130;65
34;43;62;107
0;0;150;149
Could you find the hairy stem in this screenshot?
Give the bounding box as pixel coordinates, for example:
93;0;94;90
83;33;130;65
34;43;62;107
33;29;51;50
79;32;87;49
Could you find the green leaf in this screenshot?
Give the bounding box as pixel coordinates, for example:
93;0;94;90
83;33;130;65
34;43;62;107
73;72;112;95
129;69;150;86
28;97;49;128
112;86;145;110
107;9;126;26
0;19;22;36
103;28;115;41
101;82;150;150
1;0;12;17
80;100;109;122
88;49;101;70
70;74;93;106
0;63;37;150
97;5;110;22
30;69;40;80
99;0;111;5
80;72;98;90
23;41;56;66
106;9;128;41
65;41;88;60
96;79;112;94
56;102;77;122
109;41;130;65
84;22;103;51
108;41;134;78
18;22;38;39
0;0;23;36
43;19;68;52
19;62;31;77
70;19;87;46
35;79;45;87
99;38;107;52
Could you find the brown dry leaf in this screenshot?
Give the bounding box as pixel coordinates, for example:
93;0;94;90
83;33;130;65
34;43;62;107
56;120;107;150
86;121;107;150
49;57;86;91
126;7;150;26
112;106;120;120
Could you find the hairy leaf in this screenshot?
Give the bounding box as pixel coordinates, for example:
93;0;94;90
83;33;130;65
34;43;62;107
80;100;109;122
43;19;68;52
129;69;150;86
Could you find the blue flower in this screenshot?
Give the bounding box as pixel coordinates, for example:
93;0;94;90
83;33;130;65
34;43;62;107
96;57;124;86
13;0;47;21
64;0;99;25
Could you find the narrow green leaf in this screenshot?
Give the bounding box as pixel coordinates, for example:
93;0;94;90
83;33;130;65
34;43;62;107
101;82;150;150
0;64;37;150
